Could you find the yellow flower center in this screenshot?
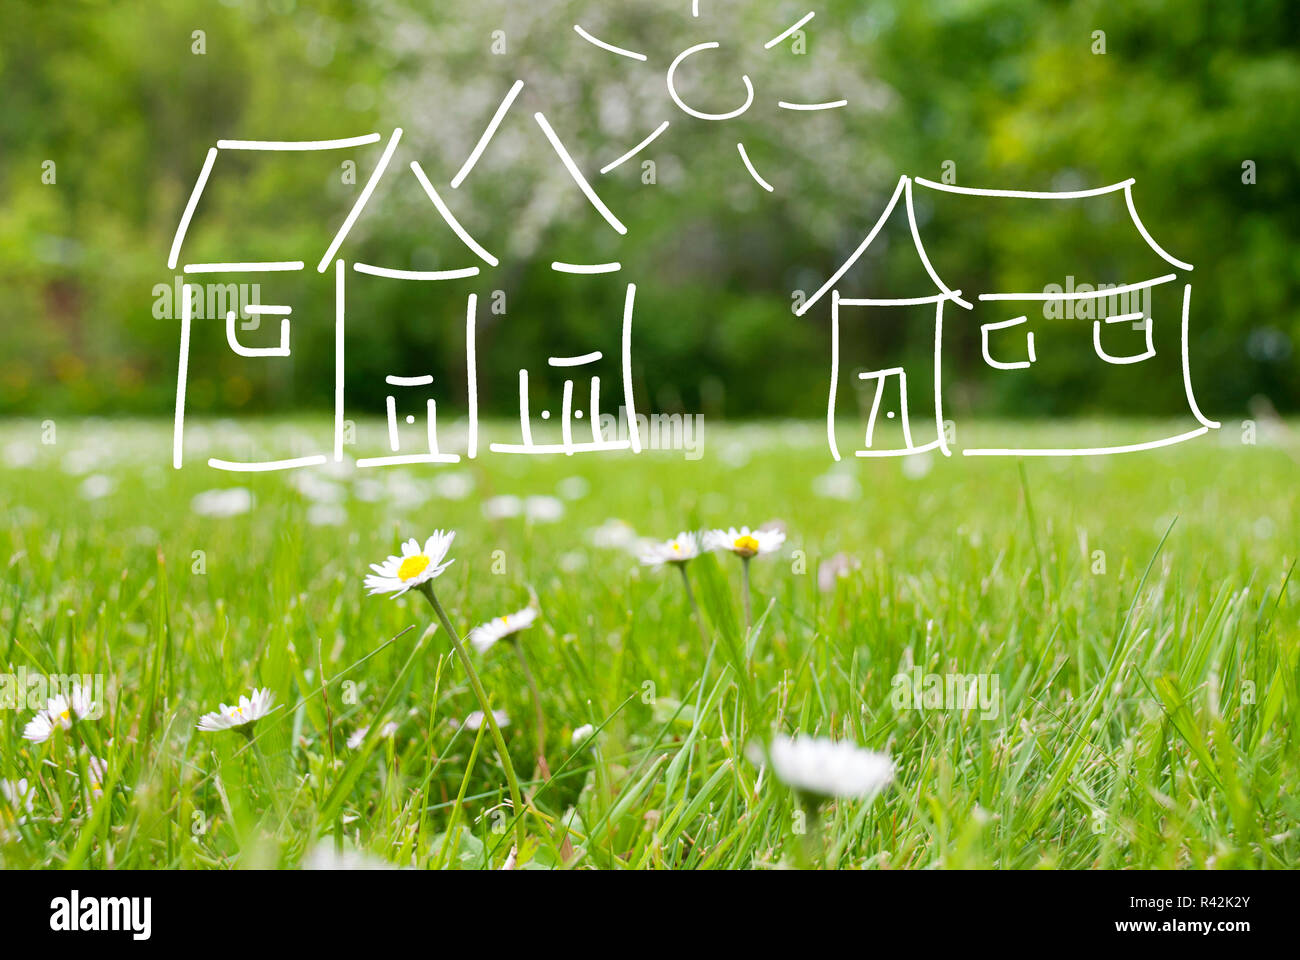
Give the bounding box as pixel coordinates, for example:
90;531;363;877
671;542;682;552
734;535;760;556
398;554;431;581
59;710;71;722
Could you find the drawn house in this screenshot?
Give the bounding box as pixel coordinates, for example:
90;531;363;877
166;81;644;471
794;175;1220;460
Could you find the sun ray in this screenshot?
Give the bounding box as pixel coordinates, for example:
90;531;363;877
764;12;815;49
573;24;648;61
778;99;847;111
737;142;774;192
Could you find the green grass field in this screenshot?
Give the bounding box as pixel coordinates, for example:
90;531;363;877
1;417;1296;869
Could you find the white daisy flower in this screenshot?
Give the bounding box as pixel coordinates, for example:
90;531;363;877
468;607;539;654
22;687;97;744
704;526;786;559
79;474;115;500
191;487;253;517
288;471;345;504
571;723;595;746
68;684;96;719
482;494;522;519
23;711;58;744
557;476;589;501
363;531;455;597
3;441;37;468
587;518;637;550
817;552;858;593
638;532;700;567
347;721;398;749
433;471;474;500
463;709;510;732
748;734;893;799
196;687;276;734
307;502;347;527
1;778;34;817
81;756;108;798
524;495;565;523
302;844;396;870
1;777;35;834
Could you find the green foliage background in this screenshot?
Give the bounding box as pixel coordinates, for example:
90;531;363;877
1;0;1296;418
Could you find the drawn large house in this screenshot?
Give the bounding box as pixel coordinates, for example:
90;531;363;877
795;175;1220;460
166;81;643;472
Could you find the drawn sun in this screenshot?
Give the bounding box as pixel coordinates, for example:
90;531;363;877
573;6;846;192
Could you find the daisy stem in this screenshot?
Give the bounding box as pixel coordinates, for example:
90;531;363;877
419;583;526;855
796;794;823;869
741;556;753;633
678;563;712;646
248;733;286;823
512;640;551;781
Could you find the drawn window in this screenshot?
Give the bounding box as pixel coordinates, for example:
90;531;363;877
1093;312;1155;365
980;315;1036;370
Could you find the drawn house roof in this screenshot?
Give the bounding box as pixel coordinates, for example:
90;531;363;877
318;86;629;279
166;82;627;280
794;175;1193;318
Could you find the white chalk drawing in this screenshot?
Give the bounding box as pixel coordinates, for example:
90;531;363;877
165;7;1217;471
168;91;642;469
796;175;1220;460
576;10;846;192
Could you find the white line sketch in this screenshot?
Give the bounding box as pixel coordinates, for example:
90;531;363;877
737;143;774;192
534;112;628;235
168;96;644;469
409;161;499;266
600;121;669;174
183;261;304;273
802;176;1217;459
777;99;847;111
981;315;1035;370
1093;312;1155;365
386;374;434;387
550;351;604;367
209;455;328;472
667;42;755;121
216;135;382;151
318;128;403;272
162;7;1216;472
490;284;641;456
356;390;460;468
353;264;480;281
551;261;622;274
226;310;290;358
765;12;815;49
573;24;648;62
582;8;846;193
858;367;913;449
451;80;524;189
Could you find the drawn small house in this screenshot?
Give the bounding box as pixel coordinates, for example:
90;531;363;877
794;174;1220;460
